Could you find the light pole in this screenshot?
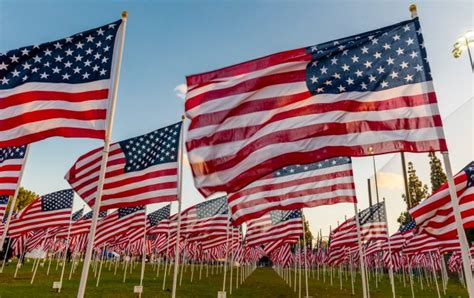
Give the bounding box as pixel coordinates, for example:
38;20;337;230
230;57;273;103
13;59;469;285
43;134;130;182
452;30;474;72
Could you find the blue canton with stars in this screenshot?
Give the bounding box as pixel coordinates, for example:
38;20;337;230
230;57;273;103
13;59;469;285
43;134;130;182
270;209;302;225
148;204;171;226
358;202;386;225
41;189;74;211
118;205;145;219
196;196;228;219
119;122;182;173
83;210;107;219
71;208;84;221
305;18;431;95
0;195;8;205
462;161;474;188
0;20;121;89
399;219;416;233
273;156;351;178
0;145;27;164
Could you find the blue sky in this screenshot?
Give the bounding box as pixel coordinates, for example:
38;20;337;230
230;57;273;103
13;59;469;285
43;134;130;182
1;0;472;239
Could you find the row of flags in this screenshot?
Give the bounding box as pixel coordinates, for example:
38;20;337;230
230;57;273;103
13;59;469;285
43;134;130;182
0;8;473;297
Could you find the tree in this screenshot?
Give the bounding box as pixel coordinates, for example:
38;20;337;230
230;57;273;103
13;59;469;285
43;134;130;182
429;152;447;193
5;187;37;214
299;218;314;248
398;162;429;226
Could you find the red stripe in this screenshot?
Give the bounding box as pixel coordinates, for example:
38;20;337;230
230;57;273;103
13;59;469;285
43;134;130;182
1;109;107;131
0;127;105;148
186;70;307;111
0;177;20;183
0;89;109;109
186;48;310;86
102;181;177;200
0;164;22;172
103;168;177;190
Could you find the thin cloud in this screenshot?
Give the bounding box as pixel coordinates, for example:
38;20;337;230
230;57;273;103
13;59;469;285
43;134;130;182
174;83;187;99
376;171;404;190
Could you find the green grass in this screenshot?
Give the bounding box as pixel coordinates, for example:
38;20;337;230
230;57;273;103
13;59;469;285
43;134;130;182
0;259;469;297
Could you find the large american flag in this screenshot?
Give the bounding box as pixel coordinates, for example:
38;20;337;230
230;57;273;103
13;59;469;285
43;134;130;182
0;20;123;147
228;156;356;225
330;202;388;248
66;122;181;210
245;209;303;247
184;17;446;197
8;189;74;236
94;206;145;247
410;161;474;240
0;145;27;196
178;196;229;236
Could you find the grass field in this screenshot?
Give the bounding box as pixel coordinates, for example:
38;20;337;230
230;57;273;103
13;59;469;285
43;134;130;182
0;259;469;297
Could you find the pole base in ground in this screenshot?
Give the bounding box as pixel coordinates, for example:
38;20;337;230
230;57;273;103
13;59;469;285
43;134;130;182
52;281;61;292
134;285;143;294
217;291;227;298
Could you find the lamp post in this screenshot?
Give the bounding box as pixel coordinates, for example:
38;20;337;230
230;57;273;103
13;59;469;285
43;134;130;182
452;30;474;72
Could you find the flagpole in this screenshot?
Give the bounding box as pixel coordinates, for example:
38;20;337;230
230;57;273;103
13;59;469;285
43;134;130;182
57;203;75;292
76;11;128;298
354;203;368;298
382;199;396;298
442;152;474;295
0;146;30;252
302;212;309;298
138;206;147;298
171;115;186;298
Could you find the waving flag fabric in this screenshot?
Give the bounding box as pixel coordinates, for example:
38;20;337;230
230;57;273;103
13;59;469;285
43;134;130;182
0;145;27;196
410;161;474;240
0;20;123;148
385;219;416;252
184;17;446;197
330;202;388;248
246;209;303;247
55;209;107;238
94;206;145;247
9;189;73;236
229;156;356;225
177;196;229;236
0;196;8;221
66;122;181;210
147;204;171;235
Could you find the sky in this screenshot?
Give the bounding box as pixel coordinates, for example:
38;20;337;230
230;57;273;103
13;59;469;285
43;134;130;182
0;0;473;242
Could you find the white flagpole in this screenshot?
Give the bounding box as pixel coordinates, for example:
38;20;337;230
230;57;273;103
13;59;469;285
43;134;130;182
57;203;75;292
138;206;147;298
0;146;30;252
382;199;396;298
354;203;368;298
221;209;230;295
171;116;186;298
76;11;128;298
442;152;474;295
302;212;309;298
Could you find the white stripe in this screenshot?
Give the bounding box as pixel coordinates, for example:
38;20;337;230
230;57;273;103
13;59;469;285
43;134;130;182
103;174;177;196
101;188;178;207
0;98;108;120
193;127;445;188
1;118;105;140
0;79;110;98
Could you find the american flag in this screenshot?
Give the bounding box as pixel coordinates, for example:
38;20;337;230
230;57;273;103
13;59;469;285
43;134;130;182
228;156;356;225
66;122;181;210
0;145;27;196
245;209;303;247
71;208;84;221
330;202;388;248
184;17;446;197
402;231;459;255
147;205;171;236
94;206;145;247
8;189;73;236
410;161;474;240
0;195;8;221
54;209;107;238
385;219;416;252
0;20;123;147
178;196;229;236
